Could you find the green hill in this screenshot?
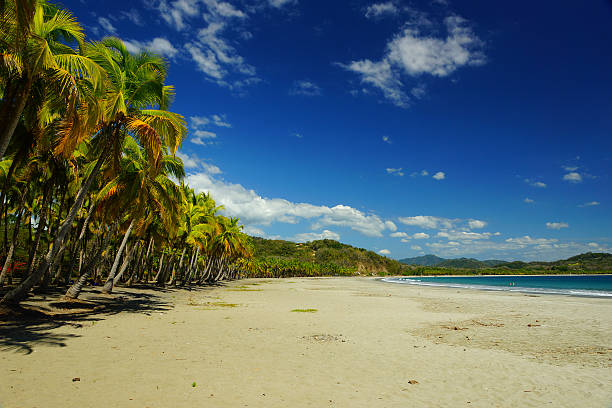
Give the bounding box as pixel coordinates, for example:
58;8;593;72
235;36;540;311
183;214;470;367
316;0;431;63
400;255;506;268
399;255;447;266
250;238;405;275
250;238;612;276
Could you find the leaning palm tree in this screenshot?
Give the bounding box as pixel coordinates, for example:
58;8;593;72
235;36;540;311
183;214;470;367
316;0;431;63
98;136;185;294
0;0;104;159
1;38;186;306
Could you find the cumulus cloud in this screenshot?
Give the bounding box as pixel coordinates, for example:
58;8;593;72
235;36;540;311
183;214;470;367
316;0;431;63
412;232;430;239
563;172;582;183
365;2;399;19
437;230;491;240
378;249;391;255
390;232;410;238
432;171;445;180
546;222;569;230
176;152;222;174
340;14;485;107
468;219;486;229
410;245;422;251
398;215;454;229
385;221;397;232
398;215;488;232
525;179;546;188
290;80;322;96
186;173;396;237
243;225;266;237
386;167;404;176
294;230;340;243
123;37;179;58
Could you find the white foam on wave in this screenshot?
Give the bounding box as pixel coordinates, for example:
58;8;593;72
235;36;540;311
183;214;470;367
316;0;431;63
381;277;612;298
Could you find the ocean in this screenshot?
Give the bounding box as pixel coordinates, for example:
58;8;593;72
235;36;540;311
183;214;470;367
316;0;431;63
382;275;612;298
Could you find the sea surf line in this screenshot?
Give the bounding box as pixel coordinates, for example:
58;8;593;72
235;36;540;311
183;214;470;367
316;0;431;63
381;275;612;298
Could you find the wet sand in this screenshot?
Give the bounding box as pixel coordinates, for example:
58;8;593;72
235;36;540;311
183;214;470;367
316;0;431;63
1;277;611;407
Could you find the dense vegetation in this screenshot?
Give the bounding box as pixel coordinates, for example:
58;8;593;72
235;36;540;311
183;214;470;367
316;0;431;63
400;252;612;272
0;0;258;309
250;238;405;276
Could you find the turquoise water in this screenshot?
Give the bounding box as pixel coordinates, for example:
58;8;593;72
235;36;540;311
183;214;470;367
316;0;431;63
382;275;612;298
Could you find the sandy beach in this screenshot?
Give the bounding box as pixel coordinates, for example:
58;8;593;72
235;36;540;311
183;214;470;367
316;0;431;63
1;277;611;407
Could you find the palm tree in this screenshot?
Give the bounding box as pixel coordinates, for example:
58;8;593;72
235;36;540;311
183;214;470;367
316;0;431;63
1;38;186;305
0;0;104;159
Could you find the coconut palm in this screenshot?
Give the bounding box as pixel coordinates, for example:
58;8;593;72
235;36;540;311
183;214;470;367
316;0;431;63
1;37;186;305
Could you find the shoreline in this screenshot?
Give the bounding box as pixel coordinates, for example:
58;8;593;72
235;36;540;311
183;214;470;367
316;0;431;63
2;277;611;407
380;274;612;298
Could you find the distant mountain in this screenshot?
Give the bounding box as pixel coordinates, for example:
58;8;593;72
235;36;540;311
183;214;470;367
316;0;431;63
400;255;506;268
399;255;447;266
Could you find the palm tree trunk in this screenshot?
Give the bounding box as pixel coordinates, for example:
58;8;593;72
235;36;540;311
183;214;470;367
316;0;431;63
153;251;165;283
26;183;52;280
64;221;118;299
112;243;137;286
0;76;31;159
101;219;134;294
0;206;25;286
0;149;106;305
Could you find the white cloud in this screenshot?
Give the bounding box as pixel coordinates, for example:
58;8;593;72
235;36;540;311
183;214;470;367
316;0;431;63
386;167;404;176
176;152;222;174
243;225;265;237
119;9;144;26
186;173;396;237
390;231;410;238
269;0;296;8
294;230;340;243
546;222;569;230
176;151;199;168
398;215;454;229
437;230;492;241
468;219;486;229
203;0;246;19
563;172;582;183
210;114;232;127
156;0;259;89
432;171;445;180
192;130;217;145
524;197;534;203
562;165;578;171
579;201;600;207
123;37;179;58
365;2;399;19
382;136;392;144
525;179;546;188
378;249;391;255
290;80;322;96
191;116;211;127
412;232;430;239
341;15;485;107
410;245;422;251
98;17;117;34
505;236;558;245
385;221;397;232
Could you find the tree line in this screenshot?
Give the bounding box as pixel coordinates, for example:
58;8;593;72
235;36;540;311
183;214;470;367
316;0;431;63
0;0;261;307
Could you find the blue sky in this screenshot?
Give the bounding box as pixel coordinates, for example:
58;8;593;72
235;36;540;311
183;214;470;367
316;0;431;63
67;0;612;261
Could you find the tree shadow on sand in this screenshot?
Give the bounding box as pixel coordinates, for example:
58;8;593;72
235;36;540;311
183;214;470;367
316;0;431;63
0;287;175;354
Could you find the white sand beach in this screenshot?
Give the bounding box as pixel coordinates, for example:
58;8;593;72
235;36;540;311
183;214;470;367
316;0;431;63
1;277;611;407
